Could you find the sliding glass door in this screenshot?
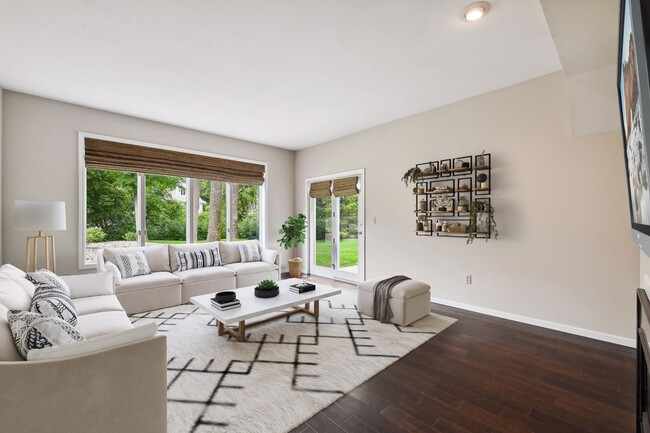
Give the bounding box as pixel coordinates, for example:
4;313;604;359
309;172;364;282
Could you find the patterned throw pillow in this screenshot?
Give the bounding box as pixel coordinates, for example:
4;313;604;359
26;269;71;296
113;252;151;279
30;283;78;326
7;310;84;359
176;247;221;272
238;243;261;263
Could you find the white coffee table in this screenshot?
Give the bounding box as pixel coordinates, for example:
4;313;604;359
190;278;342;342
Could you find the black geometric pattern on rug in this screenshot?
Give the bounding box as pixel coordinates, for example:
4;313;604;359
129;300;440;433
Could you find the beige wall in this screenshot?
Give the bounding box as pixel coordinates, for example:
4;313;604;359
296;72;639;342
2;91;295;275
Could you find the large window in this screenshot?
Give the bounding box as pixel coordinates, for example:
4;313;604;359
82;138;264;267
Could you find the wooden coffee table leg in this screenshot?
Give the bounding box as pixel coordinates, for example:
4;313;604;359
237;320;246;342
217;321;226;336
313;300;319;317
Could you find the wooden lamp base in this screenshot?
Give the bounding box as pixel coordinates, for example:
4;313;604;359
25;230;57;273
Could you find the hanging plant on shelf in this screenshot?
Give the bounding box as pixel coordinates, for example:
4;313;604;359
467;201;498;244
401;166;422;189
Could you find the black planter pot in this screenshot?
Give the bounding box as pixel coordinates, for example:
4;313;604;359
255;287;279;298
214;291;236;303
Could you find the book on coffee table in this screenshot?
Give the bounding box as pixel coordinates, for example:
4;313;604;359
289;282;316;293
211;299;241;310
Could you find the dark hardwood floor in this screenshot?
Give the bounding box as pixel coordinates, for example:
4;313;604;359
288;276;636;433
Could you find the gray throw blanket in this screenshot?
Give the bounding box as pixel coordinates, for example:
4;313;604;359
373;275;411;323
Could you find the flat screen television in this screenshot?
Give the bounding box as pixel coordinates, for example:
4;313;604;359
619;0;650;254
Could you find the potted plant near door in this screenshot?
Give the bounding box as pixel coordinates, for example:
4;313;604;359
278;213;308;278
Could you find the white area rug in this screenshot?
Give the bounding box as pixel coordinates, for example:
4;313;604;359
130;291;456;433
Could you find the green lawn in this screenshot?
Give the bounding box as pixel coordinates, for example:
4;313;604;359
316;238;358;268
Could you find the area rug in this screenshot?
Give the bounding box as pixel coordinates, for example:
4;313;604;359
130;291;456;433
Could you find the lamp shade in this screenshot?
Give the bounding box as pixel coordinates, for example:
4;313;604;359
14;200;67;231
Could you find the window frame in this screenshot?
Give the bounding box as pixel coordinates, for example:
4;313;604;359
78;132;267;270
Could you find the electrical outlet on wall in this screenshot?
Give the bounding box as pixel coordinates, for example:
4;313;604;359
465;275;472;284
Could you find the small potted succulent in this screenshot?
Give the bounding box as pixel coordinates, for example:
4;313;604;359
255;279;280;298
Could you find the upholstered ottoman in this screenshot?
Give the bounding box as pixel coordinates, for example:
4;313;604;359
357;276;431;326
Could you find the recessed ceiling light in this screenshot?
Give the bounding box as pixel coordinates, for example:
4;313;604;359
463;1;491;22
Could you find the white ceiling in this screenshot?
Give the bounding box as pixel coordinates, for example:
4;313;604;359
0;0;561;150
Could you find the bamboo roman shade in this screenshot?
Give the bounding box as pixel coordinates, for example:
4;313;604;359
333;177;359;197
309;181;332;198
84;138;265;185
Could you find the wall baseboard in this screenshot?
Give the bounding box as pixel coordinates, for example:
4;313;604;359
430;296;635;348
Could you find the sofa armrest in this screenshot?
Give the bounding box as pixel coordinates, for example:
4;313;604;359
61;272;114;298
96;248;107;272
0;335;168;433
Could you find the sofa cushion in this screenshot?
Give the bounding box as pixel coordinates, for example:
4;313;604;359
113;252;152;279
27;322;157;361
62;272;114;299
26;269;71;297
0;305;22;361
169;242;220;272
174;266;235;284
115;272;182;294
238;243;261;263
0;265;35;297
76;311;133;339
223;261;279;276
104;244;171;273
0;264;26;278
30;283;78;326
8;310;85;359
220;240;259;265
73;295;125;316
0;276;32;311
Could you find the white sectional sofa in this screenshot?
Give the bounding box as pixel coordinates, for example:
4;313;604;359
0;266;167;433
98;240;280;313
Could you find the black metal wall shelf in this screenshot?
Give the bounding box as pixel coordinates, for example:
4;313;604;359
412;153;492;238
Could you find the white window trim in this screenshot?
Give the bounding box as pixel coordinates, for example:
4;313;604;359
78;132;268;270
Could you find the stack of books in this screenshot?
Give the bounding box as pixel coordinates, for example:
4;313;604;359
211;297;241;310
289;282;316;294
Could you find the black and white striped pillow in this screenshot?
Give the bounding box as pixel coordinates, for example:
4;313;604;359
113;252;151;279
7;310;84;359
26;271;78;326
238;243;261;263
30;284;78;326
176;247;221;272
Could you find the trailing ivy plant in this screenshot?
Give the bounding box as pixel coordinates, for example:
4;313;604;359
401;167;422;187
467;201;498;244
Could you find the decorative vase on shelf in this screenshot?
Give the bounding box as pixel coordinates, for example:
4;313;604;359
416;222;424;231
418;199;427;211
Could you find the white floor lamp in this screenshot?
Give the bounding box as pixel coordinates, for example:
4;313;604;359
14;200;67;273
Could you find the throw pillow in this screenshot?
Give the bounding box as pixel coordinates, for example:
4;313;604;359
0;276;32;311
260;248;278;265
26;269;71;296
176;247;221;272
113;252;151;279
7;310;84;359
238;243;261;263
30;283;78;326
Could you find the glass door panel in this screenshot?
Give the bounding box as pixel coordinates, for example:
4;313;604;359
312;196;333;276
335;195;359;279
